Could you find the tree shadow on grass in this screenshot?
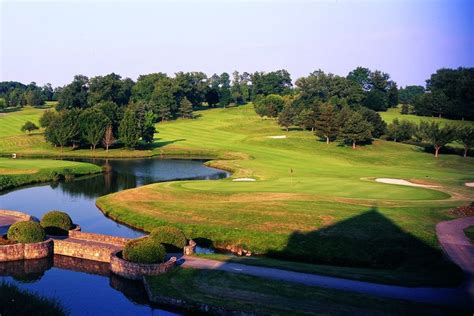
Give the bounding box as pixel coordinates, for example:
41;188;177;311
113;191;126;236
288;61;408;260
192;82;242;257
268;208;463;284
139;138;186;150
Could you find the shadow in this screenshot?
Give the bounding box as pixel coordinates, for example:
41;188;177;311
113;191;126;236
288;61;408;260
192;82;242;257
268;208;463;278
141;138;186;150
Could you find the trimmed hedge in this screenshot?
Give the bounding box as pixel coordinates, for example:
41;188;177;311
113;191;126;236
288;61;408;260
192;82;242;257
40;211;73;236
122;237;166;264
7;221;45;244
150;226;187;252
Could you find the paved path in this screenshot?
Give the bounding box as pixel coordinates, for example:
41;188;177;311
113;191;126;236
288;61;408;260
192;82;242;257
436;216;474;302
180;256;470;307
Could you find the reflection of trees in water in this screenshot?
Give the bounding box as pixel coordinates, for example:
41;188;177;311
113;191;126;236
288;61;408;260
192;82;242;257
109;274;150;306
52;159;229;200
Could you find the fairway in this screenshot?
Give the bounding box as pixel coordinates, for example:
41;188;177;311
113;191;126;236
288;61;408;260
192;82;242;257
96;104;473;285
379;106;474;126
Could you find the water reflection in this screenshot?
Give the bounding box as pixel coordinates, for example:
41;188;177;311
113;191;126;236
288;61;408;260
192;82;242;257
0;158;229;315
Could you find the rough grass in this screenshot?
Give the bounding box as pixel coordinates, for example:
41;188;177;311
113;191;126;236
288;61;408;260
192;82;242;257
145;268;456;315
0;281;68;316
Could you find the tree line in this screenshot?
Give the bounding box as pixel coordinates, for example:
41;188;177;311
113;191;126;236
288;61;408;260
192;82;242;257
0;81;57;107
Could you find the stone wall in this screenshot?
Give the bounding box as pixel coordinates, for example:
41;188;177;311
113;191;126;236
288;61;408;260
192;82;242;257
69;230;130;246
110;251;176;280
0;239;53;262
54;238;121;263
0;209;32;221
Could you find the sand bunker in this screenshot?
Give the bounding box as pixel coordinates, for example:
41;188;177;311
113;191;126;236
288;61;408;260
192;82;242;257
267;135;287;139
232;178;256;182
465;182;474;187
375;178;440;188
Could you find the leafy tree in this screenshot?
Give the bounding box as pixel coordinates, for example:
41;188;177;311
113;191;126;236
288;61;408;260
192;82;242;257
456;126;474;157
88;73;133;106
253;94;285;118
357;107;386;138
399;85;424;104
119;106;141;148
413;91;450;118
339;112;373;149
142;111;156;144
218;72;232;108
96;101;123;135
57;75;89;110
250;70;292;97
25;88;44;107
151;77;175;121
174;72;208;108
102;125;115;152
179;97;193;119
417;121;456;157
364;89;388;111
347;67;371;91
39;110;57;128
79;108;110;150
45;110;80;151
314;103;339;144
21;121;39;134
41;83;54;101
131;73;167;102
277;105;295;131
386;118;416;142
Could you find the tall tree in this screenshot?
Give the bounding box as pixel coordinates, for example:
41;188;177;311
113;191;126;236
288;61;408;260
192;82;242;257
357;107;386;138
88;73;133;106
131;73;167;102
179;97;193;119
57;75;89;110
45;110;80;151
417;121;456;157
119;106;141;148
455;126;474;157
79;108;110;150
339;112;373;149
314;103;339;144
102;125;115;152
141;110;156;144
151;77;176;121
277;105;295;131
218;72;232;108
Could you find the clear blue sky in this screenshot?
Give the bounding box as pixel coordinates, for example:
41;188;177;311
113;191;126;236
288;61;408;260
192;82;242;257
1;0;472;87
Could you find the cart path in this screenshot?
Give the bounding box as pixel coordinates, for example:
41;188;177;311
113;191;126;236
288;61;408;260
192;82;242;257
436;216;474;301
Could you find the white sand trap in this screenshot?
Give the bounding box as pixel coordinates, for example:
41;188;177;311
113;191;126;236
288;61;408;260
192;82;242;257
267;135;287;139
232;178;256;182
465;182;474;187
375;178;440;188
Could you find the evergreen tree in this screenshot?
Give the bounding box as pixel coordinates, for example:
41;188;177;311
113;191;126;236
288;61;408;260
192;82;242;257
142;110;156;144
340;112;373;149
314;103;339;144
277;105;295;131
179;97;193;119
119;107;141;148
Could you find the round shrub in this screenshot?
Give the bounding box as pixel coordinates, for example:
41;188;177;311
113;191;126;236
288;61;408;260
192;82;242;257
122;237;166;264
7;221;46;244
40;211;73;236
149;226;187;252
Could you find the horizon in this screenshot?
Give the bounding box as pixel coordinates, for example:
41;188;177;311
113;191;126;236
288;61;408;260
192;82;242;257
1;0;473;87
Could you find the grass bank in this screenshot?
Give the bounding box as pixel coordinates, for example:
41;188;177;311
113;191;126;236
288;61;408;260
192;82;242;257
145;268;456;315
0;281;68;316
464;226;474;244
0;158;102;191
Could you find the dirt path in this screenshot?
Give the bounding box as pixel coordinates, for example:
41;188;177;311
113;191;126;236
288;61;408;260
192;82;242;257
180;256;470;307
436;216;474;302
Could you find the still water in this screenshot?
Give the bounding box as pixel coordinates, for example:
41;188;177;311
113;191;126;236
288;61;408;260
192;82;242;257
0;158;229;315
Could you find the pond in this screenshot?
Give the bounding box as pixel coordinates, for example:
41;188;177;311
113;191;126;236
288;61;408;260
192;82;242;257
0;158;230;315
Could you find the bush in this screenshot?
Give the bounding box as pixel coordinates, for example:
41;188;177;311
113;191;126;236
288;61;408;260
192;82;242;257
40;211;73;235
122;237;166;264
7;221;45;244
150;226;187;252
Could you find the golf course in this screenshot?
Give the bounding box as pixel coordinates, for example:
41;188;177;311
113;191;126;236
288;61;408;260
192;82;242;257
1;104;473;287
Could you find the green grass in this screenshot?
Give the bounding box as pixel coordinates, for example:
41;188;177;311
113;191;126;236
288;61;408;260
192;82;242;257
464;226;474;244
145;268;457;315
0;158;102;191
94;104;474;286
0;281;68;316
379;106;474;126
1;105;473;286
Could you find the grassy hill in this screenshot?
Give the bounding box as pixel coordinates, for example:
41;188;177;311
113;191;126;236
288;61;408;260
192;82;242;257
95;104;473;286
